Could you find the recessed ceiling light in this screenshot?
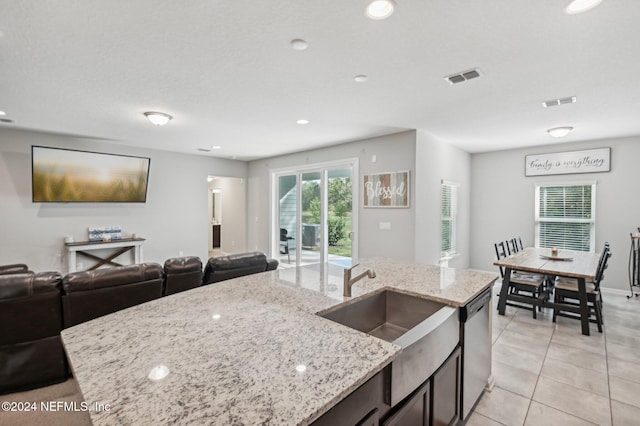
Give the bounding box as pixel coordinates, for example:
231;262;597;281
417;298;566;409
290;39;308;51
565;0;602;14
144;111;172;126
547;126;574;138
211;146;221;150
366;0;397;20
354;75;368;83
296;119;309;125
0;110;6;116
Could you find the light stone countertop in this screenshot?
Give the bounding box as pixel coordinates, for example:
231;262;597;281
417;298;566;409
61;259;497;426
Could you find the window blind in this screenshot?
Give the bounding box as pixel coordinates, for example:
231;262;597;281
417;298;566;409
535;184;595;251
441;182;458;256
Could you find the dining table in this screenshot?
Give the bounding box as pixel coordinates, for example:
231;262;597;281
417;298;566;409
494;247;601;335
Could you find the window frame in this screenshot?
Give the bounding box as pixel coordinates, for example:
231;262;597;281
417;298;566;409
440;180;459;259
534;181;596;252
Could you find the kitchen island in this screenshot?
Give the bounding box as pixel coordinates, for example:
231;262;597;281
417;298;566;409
61;259;497;425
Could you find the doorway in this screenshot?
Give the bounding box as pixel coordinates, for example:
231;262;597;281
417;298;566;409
272;160;358;268
207;176;247;257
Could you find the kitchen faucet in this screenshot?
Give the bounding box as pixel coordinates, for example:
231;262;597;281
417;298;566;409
343;264;376;297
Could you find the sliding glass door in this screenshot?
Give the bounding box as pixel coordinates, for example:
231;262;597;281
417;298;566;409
273;160;358;268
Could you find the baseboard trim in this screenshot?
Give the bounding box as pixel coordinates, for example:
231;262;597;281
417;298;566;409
601;286;639;297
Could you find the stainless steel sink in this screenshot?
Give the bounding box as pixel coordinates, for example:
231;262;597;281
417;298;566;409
319;289;459;407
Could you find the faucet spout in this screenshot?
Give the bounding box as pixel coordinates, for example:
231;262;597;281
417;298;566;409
343;264;376;297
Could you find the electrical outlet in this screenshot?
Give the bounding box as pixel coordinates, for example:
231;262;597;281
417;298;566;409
179;251;184;257
77;262;84;270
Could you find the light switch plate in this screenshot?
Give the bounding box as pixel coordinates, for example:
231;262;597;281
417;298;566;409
379;222;391;230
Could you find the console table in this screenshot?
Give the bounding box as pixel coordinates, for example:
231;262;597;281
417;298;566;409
65;238;145;273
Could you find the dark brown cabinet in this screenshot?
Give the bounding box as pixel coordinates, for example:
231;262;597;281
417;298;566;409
381;346;461;426
432;346;461;426
311;367;390;426
383;379;430;426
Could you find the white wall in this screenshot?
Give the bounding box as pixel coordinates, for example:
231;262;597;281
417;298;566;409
415;131;471;268
0;127;246;272
246;130;472;268
208;177;247;253
470;136;640;292
247;131;418;261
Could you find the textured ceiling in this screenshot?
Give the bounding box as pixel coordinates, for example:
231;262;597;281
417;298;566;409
1;0;639;160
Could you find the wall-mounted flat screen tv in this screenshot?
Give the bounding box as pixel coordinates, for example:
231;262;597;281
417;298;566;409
32;145;151;203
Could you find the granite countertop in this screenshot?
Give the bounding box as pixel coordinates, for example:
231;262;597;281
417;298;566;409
61;259;497;425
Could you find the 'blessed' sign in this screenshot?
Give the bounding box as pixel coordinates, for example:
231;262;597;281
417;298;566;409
363;171;410;208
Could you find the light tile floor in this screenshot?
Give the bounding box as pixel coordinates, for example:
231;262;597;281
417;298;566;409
467;284;640;426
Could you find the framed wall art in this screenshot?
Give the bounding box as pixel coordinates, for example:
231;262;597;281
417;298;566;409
525;148;610;177
363;170;410;208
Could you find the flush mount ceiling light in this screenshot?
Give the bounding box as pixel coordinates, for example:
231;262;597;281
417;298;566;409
565;0;602;14
0;110;6;116
144;111;172;126
296;119;309;125
354;74;369;83
547;126;574;138
366;0;396;20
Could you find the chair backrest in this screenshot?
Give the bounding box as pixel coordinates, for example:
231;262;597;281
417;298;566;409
61;263;164;328
509;238;520;253
494;241;509;278
594;247;612;290
280;228;289;242
516;236;524;251
163;256;202;296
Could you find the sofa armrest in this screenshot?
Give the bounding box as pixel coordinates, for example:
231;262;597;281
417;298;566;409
0;263;29;275
266;259;279;271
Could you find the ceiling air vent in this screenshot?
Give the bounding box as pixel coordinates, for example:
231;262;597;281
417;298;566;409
445;68;481;85
542;96;576;108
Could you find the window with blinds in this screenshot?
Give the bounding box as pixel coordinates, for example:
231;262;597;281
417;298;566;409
535;183;596;252
441;181;459;257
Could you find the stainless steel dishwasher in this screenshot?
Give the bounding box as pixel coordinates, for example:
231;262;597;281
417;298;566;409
459;288;492;421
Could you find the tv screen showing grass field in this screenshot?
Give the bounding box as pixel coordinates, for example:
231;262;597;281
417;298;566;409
32;146;150;203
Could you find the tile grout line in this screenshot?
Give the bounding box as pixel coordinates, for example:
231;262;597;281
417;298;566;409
521;310;555;426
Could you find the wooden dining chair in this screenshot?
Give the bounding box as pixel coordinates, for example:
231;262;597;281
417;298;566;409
494;241;547;318
552;244;611;332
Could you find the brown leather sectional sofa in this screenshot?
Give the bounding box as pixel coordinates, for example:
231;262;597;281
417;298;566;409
0;252;278;394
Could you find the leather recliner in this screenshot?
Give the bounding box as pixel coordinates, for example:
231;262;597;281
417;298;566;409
61;263;164;328
202;252;278;285
163;256;202;296
0;271;67;394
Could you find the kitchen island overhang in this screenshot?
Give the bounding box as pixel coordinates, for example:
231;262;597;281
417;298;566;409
61;260;497;425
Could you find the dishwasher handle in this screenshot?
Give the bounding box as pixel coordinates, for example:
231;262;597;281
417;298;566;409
460;288;491;322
